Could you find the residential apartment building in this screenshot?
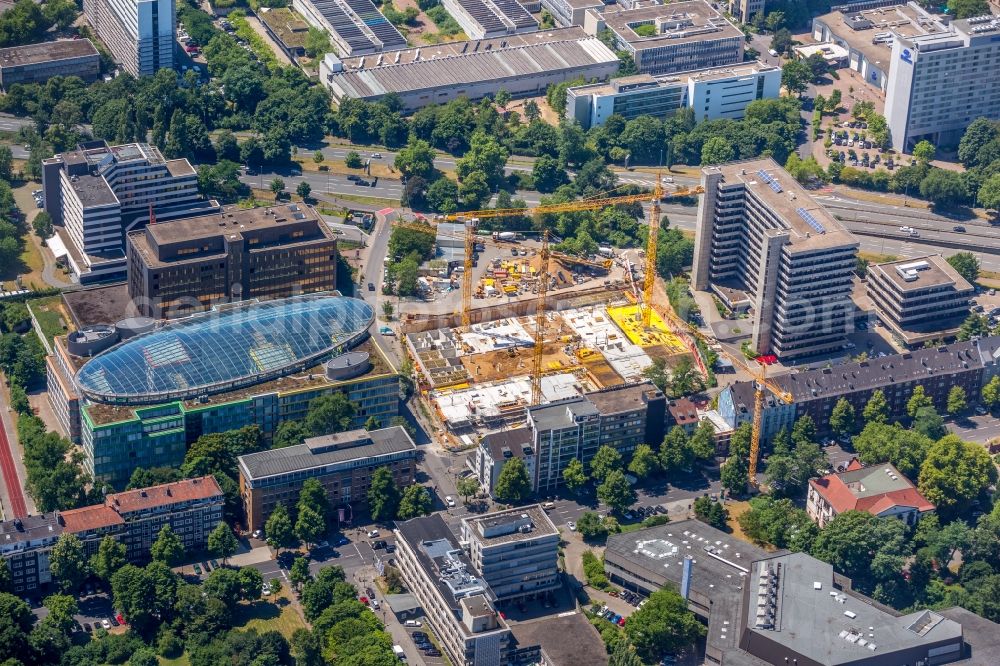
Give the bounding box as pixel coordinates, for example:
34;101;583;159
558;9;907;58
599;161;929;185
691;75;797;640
0;40;101;89
0;477;223;592
692;159;860;359
584;1;744;76
886;14;1000;150
718;336;1000;440
470;427;536;496
867;255;974;347
527;382;665;492
394;515;516;666
84;0;175;77
807;459;934;528
567;61;782;129
61;476;224;562
126;204;338;318
0;514;63;593
237;427;418;531
42;141;217;283
460;506;560;603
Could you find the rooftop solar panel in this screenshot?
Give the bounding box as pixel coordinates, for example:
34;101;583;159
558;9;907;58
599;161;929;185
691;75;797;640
796;207;826;234
306;0;405;53
454;0;537;34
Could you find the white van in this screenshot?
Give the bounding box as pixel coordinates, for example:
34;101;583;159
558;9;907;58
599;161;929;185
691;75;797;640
392;645;405;660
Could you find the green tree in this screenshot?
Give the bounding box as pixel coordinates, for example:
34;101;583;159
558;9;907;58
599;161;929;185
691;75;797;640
912;140;936;163
532;154;568;193
368;466;401;521
958;313;991;341
738;495;818;550
151;525;185;566
298;478;331;523
623;587;706;662
91;535;127;583
290;556;312;593
425;177;459;213
982;374;1000;410
208;522;239;564
693;496;728;530
852;421;932;478
268;578;282;598
829;398;857;438
296;181;311;200
770;27;792;55
495;457;532;504
270;177;285;196
456;476;480;503
811;510;910;594
720;424;751;496
32;210;53;239
947;252;980;284
274;419;309;448
345;151;362;168
907;385;933;418
700;136;735;165
42;593;78;633
590;445;623;483
575;511;607;540
394;140;436;179
305;392;356;435
947;0;989;20
977;172;1000;215
947;386;968;415
562;458;588;492
597;470;636;513
863;389;889;424
791;414;817;446
628;444;660;479
913;407;945;441
920;168;968;207
50;533;88;593
0;592;33;662
295;506;326;548
918;435;997;516
781;60;811;97
313;150;324;165
265;503;295;554
396;484;432;519
690;420;717;461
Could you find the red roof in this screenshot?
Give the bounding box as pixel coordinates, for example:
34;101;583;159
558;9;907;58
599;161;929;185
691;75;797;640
60;504;123;532
109;476;223;514
809;461;934;517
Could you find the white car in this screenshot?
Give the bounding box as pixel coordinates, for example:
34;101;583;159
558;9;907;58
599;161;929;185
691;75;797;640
567;521;576;532
368;529;380;538
445;496;456;507
252;530;262;539
371;152;383;159
101;619;111;630
404;620;422;627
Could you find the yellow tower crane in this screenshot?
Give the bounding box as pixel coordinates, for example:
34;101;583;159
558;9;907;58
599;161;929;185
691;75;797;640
392;178;704;405
728;355;793;487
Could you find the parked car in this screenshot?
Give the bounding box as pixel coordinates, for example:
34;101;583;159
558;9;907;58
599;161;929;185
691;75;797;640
193;563;202;575
404;620;422;627
567;521;576;532
445;496;456;507
368;529;380;538
101;619;111;630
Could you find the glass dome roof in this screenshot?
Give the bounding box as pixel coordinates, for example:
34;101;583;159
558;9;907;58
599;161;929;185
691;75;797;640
76;294;375;404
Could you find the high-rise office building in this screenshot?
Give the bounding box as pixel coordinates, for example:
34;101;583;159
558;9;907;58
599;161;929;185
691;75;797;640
886;14;1000;150
692;158;858;359
41;141;217;283
84;0;175;77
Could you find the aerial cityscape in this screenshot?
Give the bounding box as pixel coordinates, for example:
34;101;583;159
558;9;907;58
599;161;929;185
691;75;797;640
2;0;1000;665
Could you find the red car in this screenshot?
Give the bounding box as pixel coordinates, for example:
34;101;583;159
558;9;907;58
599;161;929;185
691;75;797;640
184;44;199;53
617;617;626;627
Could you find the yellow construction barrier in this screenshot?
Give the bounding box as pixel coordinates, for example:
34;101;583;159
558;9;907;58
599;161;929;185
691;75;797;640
606;304;687;353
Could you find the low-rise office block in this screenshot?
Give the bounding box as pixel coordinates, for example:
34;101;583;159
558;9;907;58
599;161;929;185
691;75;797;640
0;40;101;88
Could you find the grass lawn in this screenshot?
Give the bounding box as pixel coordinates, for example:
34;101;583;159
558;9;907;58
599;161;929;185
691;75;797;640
26;294;71;346
233;590;306;639
158;654;192;666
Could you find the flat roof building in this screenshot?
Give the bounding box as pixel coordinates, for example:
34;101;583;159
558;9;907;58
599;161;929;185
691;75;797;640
539;0;603;28
567;61;781;129
42;140;217;283
693;159;859;359
584;1;744;76
606;520;983;666
0;39;101;89
238;426;418;531
811;3;946;93
319;27;620;112
867;254;974;347
528;382;665;492
470;427;535;496
460;505;560;603
394;514;515;666
126;204;338;318
84;0;175;77
807;458;934;528
0;513;64;593
886;13;1000;150
441;0;537;39
292;0;406;55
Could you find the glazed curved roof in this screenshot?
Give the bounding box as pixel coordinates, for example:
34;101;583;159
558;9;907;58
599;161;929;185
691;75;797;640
76;294;374;404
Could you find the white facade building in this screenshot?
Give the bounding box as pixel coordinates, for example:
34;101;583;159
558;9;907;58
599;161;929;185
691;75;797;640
886;14;1000;150
567;61;781;129
84;0;175;77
